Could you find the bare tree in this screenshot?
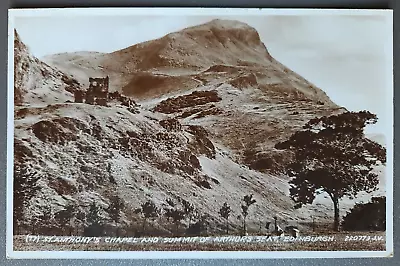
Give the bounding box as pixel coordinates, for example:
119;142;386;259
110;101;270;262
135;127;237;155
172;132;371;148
181;198;195;227
107;195;125;236
170;208;185;236
84;202;104;236
38;205;55;235
13;163;40;235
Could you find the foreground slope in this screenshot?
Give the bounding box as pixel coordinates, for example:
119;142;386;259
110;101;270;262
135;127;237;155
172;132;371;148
14;102;304;234
14;100;385;235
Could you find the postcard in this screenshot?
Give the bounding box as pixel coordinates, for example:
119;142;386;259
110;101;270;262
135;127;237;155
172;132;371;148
7;8;393;259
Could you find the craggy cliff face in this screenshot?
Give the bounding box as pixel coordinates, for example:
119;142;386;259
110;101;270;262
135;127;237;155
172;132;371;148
13;30;80;106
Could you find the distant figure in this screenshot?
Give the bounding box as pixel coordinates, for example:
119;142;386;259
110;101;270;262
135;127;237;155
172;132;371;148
273;216;284;237
265;222;271;231
285;225;300;238
275;225;284;237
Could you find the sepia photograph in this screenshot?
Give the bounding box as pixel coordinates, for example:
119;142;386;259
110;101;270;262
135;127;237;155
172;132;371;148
7;8;393;259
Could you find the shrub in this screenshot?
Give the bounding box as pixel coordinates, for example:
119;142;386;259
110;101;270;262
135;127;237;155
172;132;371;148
84;202;105;236
342;196;386;231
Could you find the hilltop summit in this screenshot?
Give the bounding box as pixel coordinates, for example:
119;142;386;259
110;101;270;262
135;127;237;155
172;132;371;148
102;18;271;74
44;19;332;104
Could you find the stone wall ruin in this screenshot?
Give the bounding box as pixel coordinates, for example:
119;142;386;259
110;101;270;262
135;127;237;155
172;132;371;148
73;76;139;113
74;76;109;105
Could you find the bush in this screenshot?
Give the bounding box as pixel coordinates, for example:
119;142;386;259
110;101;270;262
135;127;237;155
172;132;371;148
186;215;209;236
84;202;105;236
84;224;105;237
342;196;385;231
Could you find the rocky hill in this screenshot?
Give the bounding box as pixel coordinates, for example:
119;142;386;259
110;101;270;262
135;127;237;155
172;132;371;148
43;19;335;103
14;30;80;106
13;20;385;237
43;19;346;172
42;51;106;89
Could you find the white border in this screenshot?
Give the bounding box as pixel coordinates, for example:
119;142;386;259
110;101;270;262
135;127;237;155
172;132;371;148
7;7;393;17
6;8;394;259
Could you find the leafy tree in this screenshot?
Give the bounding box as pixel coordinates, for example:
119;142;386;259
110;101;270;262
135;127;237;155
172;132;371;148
342;196;386;231
55;202;76;235
275;111;386;231
241;194;256;235
107;195;125;236
219;202;232;234
163;198;187;236
13;163;41;235
84;202;104;236
140;200;159;234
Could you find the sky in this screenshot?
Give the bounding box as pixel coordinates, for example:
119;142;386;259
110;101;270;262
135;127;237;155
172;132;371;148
13;13;392;134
